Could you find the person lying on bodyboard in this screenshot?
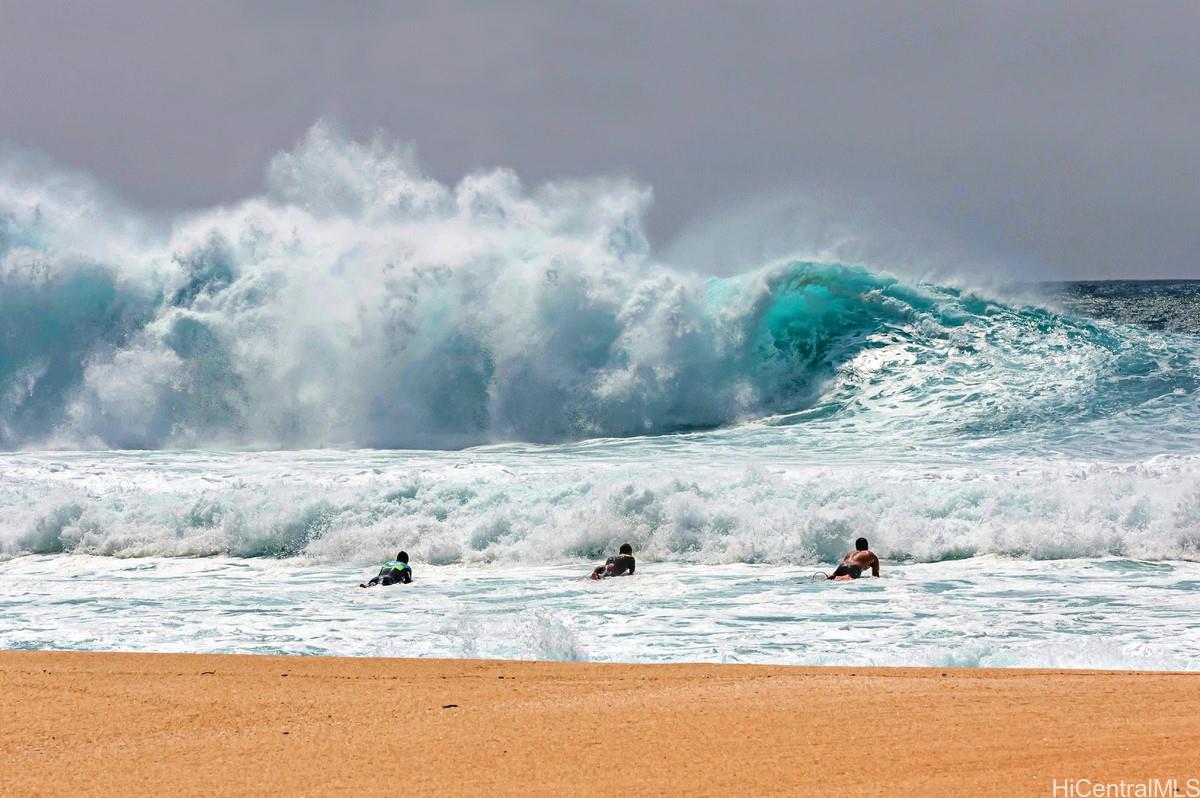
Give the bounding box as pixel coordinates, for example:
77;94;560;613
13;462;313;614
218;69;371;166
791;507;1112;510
360;551;413;587
823;537;880;580
591;543;636;580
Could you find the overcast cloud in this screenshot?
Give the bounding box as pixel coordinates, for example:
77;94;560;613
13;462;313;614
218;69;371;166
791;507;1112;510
1;1;1197;279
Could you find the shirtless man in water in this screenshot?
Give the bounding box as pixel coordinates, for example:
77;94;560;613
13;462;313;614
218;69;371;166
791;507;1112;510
827;537;880;580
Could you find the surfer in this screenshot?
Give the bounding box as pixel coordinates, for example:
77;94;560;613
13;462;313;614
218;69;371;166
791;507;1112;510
591;543;636;579
826;537;879;580
360;551;413;587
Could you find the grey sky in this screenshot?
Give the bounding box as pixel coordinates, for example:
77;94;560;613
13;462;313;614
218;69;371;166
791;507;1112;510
1;1;1197;279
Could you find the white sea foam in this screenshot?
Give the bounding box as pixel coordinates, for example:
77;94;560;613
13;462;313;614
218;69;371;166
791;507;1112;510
2;450;1198;563
2;556;1197;670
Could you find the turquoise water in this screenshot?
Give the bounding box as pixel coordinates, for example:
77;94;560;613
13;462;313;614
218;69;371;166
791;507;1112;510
2;130;1199;668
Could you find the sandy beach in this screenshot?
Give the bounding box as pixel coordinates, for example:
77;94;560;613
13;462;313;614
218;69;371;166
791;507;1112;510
2;651;1197;797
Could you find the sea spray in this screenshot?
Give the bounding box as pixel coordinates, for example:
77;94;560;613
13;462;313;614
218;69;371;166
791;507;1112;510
2;124;1197;451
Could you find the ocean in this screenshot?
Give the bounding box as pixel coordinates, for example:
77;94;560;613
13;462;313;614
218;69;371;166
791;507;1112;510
2;129;1198;668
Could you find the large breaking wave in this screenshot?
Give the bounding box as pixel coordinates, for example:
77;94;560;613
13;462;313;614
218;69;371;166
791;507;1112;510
2;125;1200;565
3;123;1197;452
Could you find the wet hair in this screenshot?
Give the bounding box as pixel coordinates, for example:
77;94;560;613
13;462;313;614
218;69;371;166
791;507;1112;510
397;551;409;563
619;543;633;555
855;537;869;551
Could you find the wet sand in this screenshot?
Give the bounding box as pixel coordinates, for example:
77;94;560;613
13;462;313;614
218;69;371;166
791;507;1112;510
2;650;1197;797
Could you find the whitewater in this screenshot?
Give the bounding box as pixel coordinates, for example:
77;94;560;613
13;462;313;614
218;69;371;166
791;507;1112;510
2;125;1199;669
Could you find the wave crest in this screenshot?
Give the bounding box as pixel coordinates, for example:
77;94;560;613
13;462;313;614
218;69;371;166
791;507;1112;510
1;124;1197;451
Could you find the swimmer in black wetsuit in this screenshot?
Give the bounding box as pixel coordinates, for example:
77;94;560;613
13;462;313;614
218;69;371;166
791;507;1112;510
360;551;413;587
591;543;636;580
